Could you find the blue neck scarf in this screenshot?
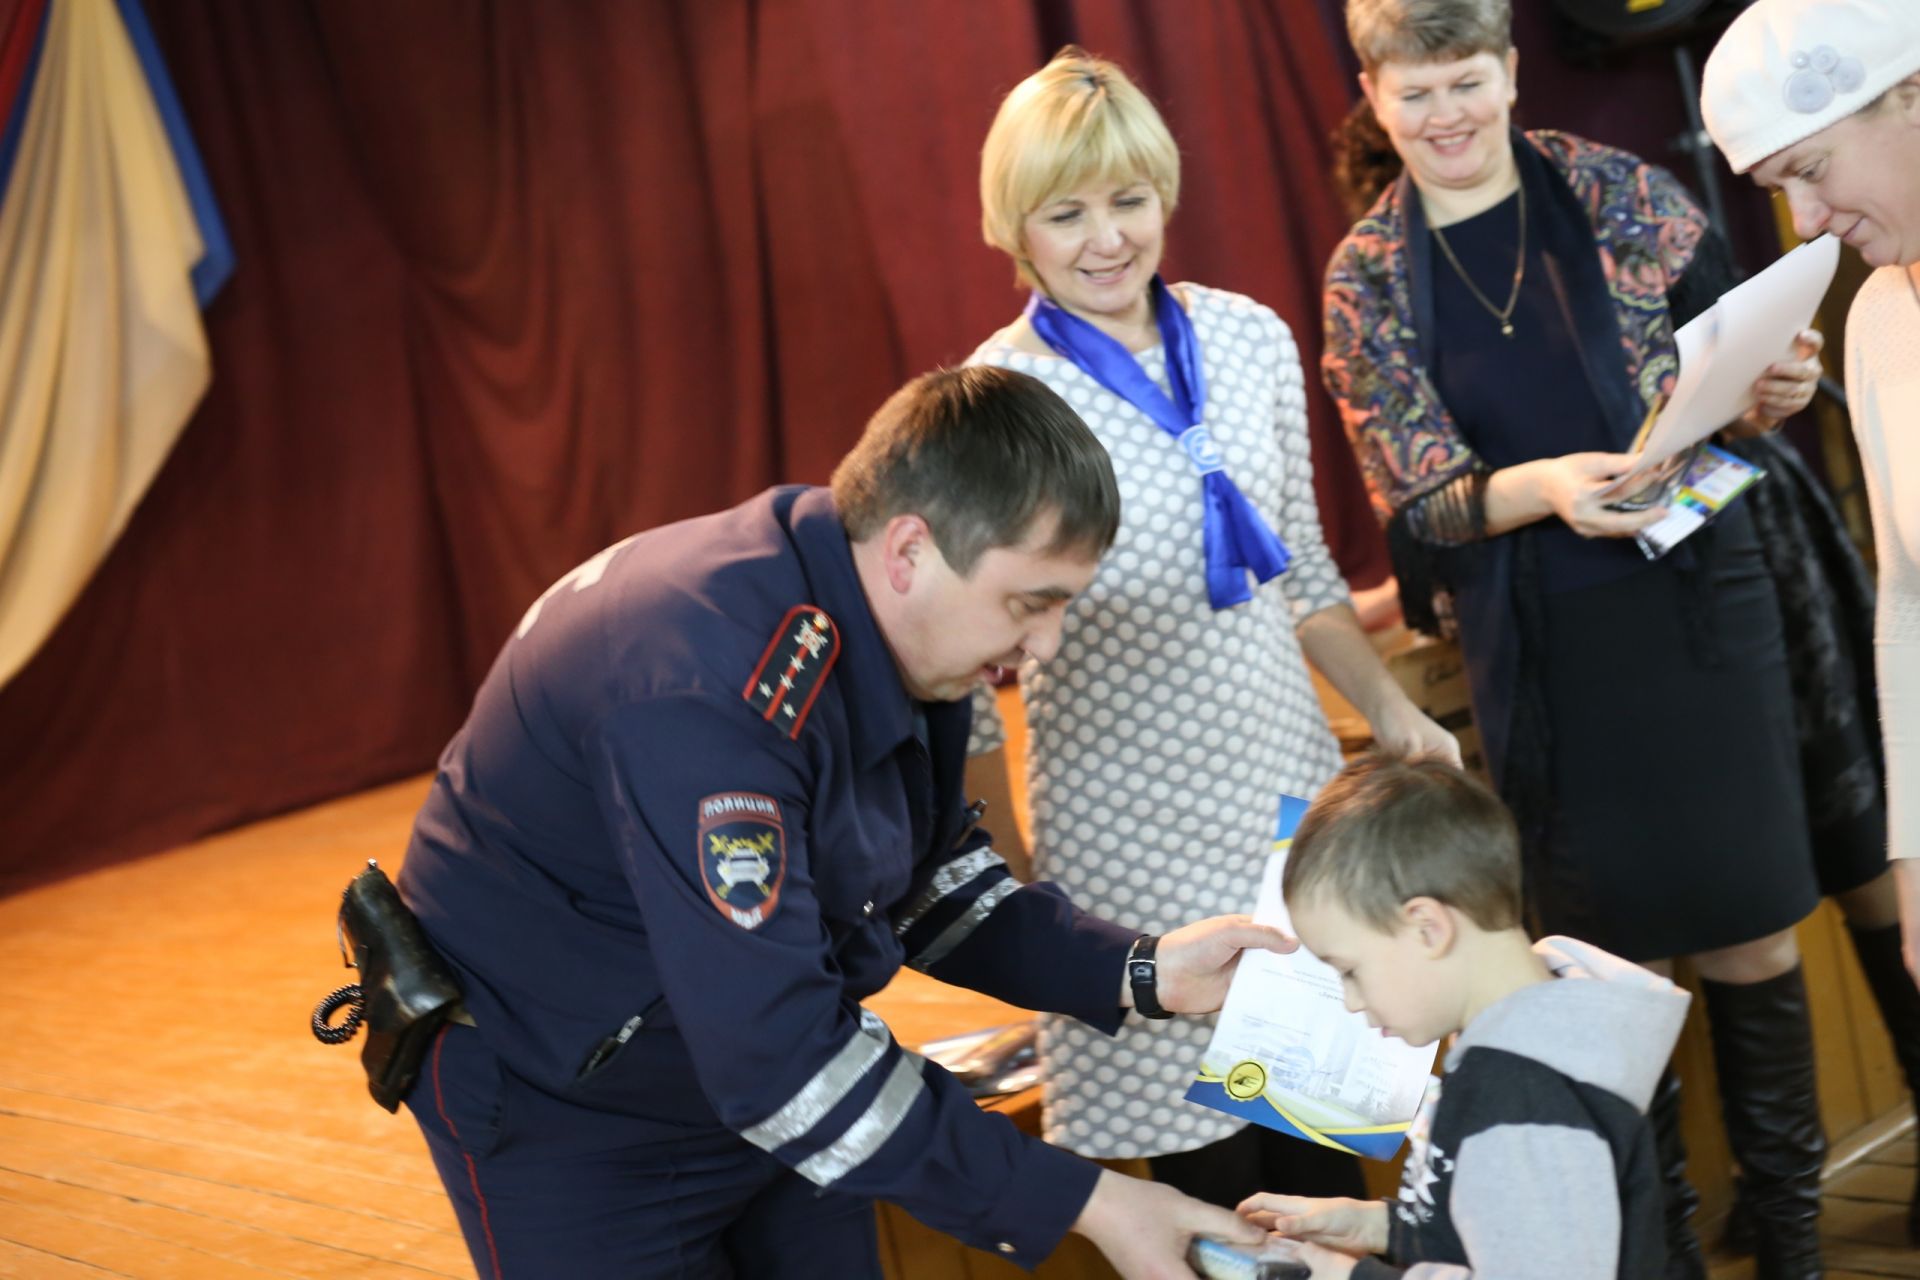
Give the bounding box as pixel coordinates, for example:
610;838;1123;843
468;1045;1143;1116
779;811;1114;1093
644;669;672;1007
1025;276;1290;609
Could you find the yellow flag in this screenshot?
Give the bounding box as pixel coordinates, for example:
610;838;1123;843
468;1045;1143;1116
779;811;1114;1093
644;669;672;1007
0;0;214;688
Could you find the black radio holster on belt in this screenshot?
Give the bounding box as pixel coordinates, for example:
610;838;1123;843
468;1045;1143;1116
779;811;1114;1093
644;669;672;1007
310;860;464;1113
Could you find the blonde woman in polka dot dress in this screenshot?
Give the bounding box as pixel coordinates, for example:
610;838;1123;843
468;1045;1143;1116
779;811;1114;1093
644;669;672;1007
963;46;1460;1209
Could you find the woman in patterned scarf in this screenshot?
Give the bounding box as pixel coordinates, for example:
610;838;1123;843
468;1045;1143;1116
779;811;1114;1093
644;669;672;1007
1320;2;1858;1278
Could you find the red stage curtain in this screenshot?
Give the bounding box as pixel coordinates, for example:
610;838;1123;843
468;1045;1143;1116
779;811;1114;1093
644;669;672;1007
0;0;1383;888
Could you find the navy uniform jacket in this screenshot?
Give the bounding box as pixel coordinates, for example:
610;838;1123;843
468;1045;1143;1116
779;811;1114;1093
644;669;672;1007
399;485;1140;1264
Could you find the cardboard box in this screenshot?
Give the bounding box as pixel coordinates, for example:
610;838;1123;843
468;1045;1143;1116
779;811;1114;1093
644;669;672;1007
1311;631;1486;783
1384;634;1471;727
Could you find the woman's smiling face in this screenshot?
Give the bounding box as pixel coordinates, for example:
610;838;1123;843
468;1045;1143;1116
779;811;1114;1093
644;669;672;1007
1020;176;1165;323
1748;81;1920;268
1364;49;1518;199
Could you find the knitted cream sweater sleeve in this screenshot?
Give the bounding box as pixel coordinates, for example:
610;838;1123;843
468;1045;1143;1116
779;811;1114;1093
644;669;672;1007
1846;265;1920;861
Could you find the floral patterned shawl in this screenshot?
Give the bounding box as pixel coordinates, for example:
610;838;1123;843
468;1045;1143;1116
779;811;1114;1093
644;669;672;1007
1323;130;1710;522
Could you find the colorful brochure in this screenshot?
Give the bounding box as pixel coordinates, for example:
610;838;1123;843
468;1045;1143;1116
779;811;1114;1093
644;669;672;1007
1184;795;1437;1160
1632;444;1766;560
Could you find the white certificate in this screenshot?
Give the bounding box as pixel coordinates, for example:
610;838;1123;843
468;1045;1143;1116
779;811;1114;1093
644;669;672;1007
1610;233;1839;488
1184;796;1437;1160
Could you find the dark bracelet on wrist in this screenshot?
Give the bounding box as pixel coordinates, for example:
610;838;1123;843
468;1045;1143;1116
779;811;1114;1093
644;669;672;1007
1126;933;1175;1019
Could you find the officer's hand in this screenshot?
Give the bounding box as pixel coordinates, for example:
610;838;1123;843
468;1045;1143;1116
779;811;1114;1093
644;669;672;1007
1072;1168;1264;1279
1150;915;1297;1015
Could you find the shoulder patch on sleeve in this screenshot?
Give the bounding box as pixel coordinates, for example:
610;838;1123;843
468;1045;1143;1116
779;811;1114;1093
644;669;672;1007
742;605;839;739
698;792;786;930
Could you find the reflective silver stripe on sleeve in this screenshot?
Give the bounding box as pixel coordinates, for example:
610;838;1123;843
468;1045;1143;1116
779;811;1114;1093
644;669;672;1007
741;1008;890;1153
893;847;1005;938
907;878;1020;971
794;1052;928;1186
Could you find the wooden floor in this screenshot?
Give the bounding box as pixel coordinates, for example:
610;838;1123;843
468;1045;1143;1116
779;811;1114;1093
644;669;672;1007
1813;1131;1920;1279
0;778;466;1280
0;778;1916;1278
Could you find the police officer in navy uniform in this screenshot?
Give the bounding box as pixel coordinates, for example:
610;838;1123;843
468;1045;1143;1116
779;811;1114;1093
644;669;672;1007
398;366;1286;1278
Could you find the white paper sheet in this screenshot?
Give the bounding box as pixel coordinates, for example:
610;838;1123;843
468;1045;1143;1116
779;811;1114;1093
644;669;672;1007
1184;797;1437;1159
1625;234;1839;471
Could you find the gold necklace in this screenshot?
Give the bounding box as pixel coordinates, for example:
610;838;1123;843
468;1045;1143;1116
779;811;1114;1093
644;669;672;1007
1429;181;1526;339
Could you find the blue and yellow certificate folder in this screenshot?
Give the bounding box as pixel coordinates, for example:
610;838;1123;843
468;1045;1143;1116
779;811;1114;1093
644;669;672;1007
1183;795;1438;1160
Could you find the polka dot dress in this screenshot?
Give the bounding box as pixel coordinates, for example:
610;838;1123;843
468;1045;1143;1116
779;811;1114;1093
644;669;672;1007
968;285;1350;1160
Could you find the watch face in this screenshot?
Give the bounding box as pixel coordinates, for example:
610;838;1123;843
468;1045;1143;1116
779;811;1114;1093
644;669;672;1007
1130;961;1154;981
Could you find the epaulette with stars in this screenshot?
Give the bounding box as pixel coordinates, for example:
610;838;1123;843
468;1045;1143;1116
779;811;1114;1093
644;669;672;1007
742;605;839;739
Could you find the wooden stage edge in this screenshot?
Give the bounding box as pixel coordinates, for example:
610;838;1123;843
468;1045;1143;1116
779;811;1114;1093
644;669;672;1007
1;777;1916;1279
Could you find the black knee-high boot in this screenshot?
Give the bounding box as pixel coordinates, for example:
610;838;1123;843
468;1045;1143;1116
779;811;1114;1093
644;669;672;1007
1848;921;1920;1244
1650;1067;1709;1280
1703;966;1827;1280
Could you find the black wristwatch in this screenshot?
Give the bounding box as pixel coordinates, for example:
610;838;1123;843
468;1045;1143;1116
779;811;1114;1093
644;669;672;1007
1126;934;1174;1019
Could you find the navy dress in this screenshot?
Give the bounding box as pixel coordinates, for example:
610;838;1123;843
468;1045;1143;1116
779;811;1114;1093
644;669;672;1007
1427;190;1818;961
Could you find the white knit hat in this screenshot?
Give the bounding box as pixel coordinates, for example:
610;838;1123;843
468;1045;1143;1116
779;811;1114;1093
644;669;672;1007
1702;0;1920;174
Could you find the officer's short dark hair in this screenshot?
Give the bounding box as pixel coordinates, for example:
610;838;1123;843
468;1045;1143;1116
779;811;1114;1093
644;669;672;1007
832;366;1121;574
1282;752;1524;932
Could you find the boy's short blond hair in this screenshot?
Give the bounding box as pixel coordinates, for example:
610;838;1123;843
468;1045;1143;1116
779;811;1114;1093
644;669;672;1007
1345;0;1512;76
1283;752;1524;932
979;46;1180;289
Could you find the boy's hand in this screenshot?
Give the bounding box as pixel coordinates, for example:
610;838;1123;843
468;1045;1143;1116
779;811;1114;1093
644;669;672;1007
1237;1194;1389;1255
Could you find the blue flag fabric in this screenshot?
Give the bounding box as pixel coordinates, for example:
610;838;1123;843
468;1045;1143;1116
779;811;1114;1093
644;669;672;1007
113;0;233;303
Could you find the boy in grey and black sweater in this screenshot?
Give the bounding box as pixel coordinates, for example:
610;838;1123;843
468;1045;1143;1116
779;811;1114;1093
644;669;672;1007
1238;754;1690;1279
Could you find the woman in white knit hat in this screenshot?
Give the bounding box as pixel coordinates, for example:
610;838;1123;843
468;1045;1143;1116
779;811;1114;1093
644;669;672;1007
1705;0;1920;1246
